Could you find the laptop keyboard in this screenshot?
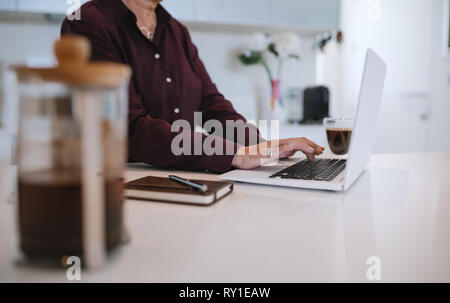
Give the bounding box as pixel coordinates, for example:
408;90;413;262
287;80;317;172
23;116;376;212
269;159;346;182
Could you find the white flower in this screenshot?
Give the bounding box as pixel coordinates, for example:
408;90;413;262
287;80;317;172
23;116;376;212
245;32;271;52
273;32;301;57
242;49;252;58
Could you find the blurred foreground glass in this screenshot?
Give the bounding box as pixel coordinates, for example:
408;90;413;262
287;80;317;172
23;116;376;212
13;35;131;268
323;118;354;155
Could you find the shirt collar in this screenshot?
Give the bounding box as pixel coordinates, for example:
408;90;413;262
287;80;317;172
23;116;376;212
99;0;171;26
155;4;171;26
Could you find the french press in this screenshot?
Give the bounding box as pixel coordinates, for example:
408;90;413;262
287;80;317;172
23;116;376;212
13;35;131;268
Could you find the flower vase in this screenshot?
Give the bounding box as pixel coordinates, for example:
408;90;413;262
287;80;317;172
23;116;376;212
269;79;285;123
270;79;280;110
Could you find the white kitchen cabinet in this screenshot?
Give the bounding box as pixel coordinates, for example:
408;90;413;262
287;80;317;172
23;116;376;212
195;0;339;28
17;0;68;14
162;0;196;22
195;0;272;25
17;0;88;15
0;0;16;11
272;0;340;29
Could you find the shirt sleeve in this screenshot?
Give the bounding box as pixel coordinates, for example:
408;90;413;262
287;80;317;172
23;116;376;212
180;25;264;146
61;18;238;173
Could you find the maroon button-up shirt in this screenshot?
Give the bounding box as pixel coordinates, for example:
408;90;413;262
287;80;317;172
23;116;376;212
61;0;260;172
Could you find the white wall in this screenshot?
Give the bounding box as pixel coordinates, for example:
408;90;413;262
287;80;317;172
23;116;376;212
430;0;450;151
335;0;450;153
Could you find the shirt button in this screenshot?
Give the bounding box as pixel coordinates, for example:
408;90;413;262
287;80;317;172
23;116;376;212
174;108;180;114
154;53;160;59
166;77;172;83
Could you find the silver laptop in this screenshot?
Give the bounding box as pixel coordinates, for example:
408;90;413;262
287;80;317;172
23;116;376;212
219;49;387;191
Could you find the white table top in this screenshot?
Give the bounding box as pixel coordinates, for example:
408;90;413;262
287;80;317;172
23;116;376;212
1;152;449;283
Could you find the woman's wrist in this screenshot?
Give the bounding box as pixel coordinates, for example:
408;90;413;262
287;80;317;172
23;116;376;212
231;146;245;168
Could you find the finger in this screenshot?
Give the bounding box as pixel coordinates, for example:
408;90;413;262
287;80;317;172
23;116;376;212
279;138;314;154
279;139;317;156
299;137;324;154
306;152;316;162
274;140;318;160
317;144;325;153
293;141;315;154
279;137;323;152
315;146;324;155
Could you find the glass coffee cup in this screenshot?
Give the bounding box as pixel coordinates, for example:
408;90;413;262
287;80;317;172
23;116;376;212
323;118;354;155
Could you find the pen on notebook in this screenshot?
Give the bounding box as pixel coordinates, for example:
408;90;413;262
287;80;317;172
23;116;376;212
169;175;208;193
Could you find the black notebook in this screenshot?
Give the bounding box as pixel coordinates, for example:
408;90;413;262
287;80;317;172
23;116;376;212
125;176;234;206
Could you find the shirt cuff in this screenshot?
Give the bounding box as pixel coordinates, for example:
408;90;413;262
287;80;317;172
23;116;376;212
203;138;240;173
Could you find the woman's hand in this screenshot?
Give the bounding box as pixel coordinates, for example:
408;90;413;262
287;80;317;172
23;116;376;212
231;137;324;170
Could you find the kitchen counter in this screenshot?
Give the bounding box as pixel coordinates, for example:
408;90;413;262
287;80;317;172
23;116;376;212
0;152;449;282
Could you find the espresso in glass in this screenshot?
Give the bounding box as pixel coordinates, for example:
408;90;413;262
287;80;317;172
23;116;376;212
326;128;352;155
323;118;354;155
